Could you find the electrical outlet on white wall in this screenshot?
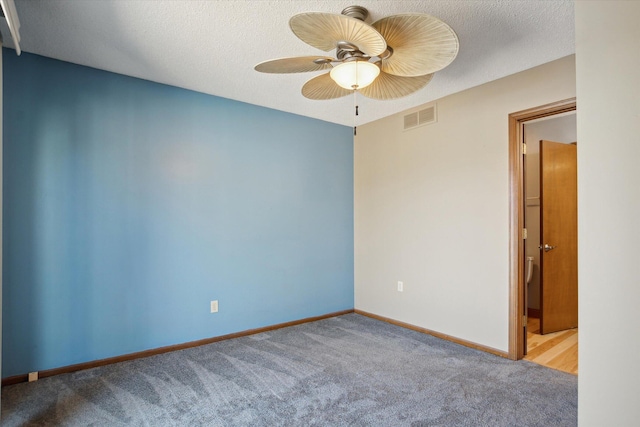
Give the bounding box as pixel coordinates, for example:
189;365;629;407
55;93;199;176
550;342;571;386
397;281;404;292
210;300;218;313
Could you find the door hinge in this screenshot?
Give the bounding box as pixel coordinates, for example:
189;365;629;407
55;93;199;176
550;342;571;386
523;228;528;239
522;142;527;155
523;315;527;325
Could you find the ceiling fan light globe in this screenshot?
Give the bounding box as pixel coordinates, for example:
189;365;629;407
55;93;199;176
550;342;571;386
330;61;380;90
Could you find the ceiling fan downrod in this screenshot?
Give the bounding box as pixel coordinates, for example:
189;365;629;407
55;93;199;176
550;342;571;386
341;5;369;21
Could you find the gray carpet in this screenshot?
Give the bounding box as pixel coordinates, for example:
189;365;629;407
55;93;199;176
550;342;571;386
1;314;577;426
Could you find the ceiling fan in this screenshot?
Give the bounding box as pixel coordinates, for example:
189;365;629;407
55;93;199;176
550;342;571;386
254;5;459;102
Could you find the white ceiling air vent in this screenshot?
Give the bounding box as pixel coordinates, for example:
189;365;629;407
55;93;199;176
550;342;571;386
403;104;437;131
0;0;21;55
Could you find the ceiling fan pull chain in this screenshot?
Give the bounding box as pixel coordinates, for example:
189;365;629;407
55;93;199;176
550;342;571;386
354;91;358;135
354;90;359;116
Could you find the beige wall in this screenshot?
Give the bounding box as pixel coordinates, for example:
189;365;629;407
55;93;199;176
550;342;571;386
523;114;577;310
355;55;576;353
576;1;640;425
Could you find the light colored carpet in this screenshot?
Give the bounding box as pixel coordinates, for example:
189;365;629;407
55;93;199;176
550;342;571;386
1;314;577;426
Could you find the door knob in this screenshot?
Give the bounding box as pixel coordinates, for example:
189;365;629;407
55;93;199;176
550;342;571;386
540;244;556;252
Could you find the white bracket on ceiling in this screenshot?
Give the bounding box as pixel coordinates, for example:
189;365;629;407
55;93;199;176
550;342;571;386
0;0;21;55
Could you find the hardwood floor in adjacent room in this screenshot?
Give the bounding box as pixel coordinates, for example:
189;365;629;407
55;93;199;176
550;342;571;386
525;317;578;375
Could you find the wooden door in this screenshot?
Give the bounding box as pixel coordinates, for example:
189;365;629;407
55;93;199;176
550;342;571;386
540;140;578;334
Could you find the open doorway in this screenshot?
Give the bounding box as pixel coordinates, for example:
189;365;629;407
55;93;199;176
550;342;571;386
522;114;578;375
507;98;577;366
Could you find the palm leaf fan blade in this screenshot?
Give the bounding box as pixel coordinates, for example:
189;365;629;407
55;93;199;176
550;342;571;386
255;56;334;73
372;14;459;77
301;72;352;100
359;72;434;100
289;12;386;56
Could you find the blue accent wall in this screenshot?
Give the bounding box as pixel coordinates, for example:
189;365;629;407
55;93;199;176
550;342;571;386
2;50;354;378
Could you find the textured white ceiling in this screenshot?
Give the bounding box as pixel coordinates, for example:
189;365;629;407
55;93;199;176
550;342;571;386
10;0;575;127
